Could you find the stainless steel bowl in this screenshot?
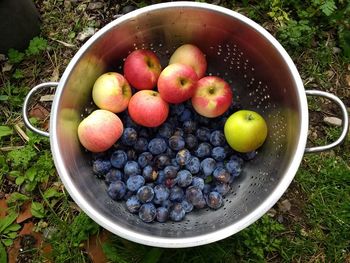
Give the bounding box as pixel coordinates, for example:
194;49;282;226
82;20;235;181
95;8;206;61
23;2;348;248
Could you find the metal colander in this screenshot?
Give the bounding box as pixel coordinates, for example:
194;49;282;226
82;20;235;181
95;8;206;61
23;2;348;248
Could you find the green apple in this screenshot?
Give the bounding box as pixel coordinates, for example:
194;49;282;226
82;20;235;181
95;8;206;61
224;110;268;153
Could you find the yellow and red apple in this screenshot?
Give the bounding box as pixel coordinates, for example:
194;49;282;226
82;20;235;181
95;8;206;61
169;44;207;78
157;63;198;104
191;76;232;118
128;90;169;127
78;109;124;152
92;72;132;113
124;49;162;90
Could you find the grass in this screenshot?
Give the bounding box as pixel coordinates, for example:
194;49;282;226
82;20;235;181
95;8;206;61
0;0;349;262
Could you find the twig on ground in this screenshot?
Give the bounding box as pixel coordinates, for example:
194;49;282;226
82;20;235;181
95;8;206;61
0;146;25;151
49;37;76;48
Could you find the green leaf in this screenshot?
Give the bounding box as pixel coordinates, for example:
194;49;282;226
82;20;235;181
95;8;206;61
26;37;48;56
320;0;337;16
9;171;21;178
0;126;13;139
12;69;24;79
2;239;13;247
0;241;7;263
3;223;21;233
15;176;25;186
7;192;29;205
25;181;37;192
0;95;9;101
6;232;19;239
25;167;37;182
7;48;24;64
31;202;45;218
7;145;37;168
43;188;62;199
68;31;76;39
0;213;17;233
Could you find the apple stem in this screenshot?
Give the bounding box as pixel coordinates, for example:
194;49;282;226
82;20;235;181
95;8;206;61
208;87;215;94
180;78;187;86
122;85;128;95
146;59;153;68
247;114;254;121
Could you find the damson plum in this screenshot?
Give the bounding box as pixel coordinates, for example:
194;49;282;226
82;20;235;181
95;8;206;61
148;138;167;155
185;157;200;174
176;170;193;188
225;157;243;177
156;170;166;185
164;165;179;179
156;207;169;222
191;177;205;190
169;203;186;222
194;143;212;158
209;130;225;146
179;108;192;122
153;154;171;169
183;120;197;134
124;161;141;177
110;150;127;169
126;195;141;213
200;158;216;177
92;159;112;176
169;186;184;202
105;169;123;185
196;127;211;142
181;200;194;213
211;147;227;161
137;152;153;168
121;127;138;146
176;149;191;166
158;123;173;138
185;186;204;207
213;167;231;183
169;135;185;151
133;137;148;153
206;192;223;209
142;165;158;182
184;134;198;150
107;181;126;200
153;184;170;204
213;183;230;196
137;185;154;203
126;175;145;192
139;203;156;223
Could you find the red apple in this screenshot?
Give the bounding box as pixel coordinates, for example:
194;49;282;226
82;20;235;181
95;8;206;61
123;49;162;90
169;44;207;78
78;109;124;152
157;63;198;104
128;90;169;127
92;72;132;113
191;76;233;118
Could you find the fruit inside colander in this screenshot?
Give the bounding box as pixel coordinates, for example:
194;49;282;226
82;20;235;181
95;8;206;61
30;2;314;247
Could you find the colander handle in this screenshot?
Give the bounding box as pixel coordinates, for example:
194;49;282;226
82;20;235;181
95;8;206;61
23;82;59;138
305;90;349;153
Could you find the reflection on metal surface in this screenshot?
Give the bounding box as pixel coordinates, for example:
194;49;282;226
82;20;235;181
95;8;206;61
48;2;313;248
